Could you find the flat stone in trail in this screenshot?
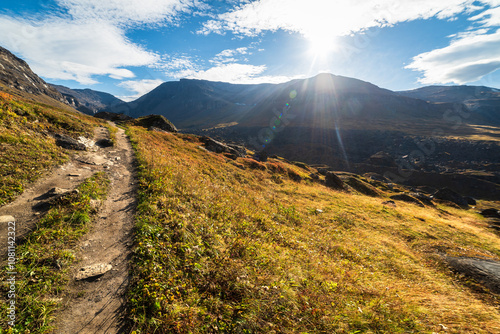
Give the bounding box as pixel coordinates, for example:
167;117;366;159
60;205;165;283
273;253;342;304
0;215;15;223
75;263;113;280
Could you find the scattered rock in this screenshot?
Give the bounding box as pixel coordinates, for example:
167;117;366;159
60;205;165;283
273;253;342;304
368;151;397;167
480;208;500;219
0;215;15;223
200;136;246;159
432;188;468;208
75;263;113;281
325;171;345;190
54;133;86;151
390;194;425;207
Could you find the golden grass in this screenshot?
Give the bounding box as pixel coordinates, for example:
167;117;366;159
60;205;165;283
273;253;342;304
128;126;500;333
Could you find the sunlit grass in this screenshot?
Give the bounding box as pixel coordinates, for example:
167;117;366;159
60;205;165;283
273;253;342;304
0;92;105;205
127;126;500;333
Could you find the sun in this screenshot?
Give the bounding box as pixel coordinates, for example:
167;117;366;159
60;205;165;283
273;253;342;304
308;33;336;58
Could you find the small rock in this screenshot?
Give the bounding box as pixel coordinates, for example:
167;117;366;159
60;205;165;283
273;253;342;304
315;209;323;214
75;263;112;280
382;200;396;207
115;157;121;161
0;215;15;223
68;173;81;177
47;187;69;196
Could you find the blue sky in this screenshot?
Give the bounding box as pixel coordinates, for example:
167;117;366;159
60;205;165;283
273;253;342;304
2;1;500;101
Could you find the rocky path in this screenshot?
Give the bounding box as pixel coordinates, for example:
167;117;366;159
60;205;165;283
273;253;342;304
0;124;137;333
53;125;136;333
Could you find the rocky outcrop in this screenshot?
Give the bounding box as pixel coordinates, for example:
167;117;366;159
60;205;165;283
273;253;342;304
200;136;246;159
54;134;87;151
0;46;64;101
135;115;178;133
325;171;345;190
432;188;468;208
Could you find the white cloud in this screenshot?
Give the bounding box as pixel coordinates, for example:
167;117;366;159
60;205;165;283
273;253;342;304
0;0;200;85
200;0;478;39
118;79;164;101
210;47;249;64
407;29;500;84
406;1;500;84
180;63;299;84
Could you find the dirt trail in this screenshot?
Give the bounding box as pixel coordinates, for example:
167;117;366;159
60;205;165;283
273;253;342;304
53;125;136;333
0;124;137;333
0;126;110;255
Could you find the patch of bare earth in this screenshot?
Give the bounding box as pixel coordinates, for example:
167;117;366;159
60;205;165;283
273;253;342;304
52;125;136;333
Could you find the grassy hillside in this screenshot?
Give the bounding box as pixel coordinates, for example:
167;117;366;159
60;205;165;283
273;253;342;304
127;126;500;333
0;91;103;205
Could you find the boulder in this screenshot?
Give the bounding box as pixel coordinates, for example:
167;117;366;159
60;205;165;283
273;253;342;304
325;171;345;190
480;208;500;219
432;188;468;208
54;134;86;151
390;194;424;207
368;151;397;167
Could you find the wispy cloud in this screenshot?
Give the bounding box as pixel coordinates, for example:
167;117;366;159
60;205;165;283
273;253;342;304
118;79;164;101
0;0;202;84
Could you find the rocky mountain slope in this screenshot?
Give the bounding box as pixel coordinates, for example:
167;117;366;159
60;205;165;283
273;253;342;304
398;85;500;125
51;84;124;115
0;46;64;102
